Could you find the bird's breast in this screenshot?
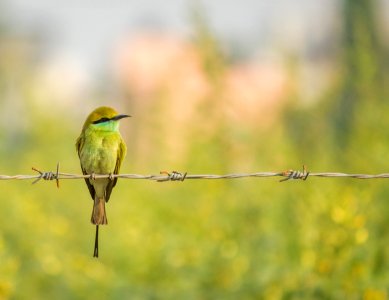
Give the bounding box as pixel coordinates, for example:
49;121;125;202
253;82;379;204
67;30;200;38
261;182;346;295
80;131;121;175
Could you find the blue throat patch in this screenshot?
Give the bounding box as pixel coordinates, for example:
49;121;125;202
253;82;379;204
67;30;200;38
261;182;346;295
92;120;119;132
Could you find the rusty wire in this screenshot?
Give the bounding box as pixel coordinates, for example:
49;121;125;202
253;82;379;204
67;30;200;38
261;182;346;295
1;163;389;187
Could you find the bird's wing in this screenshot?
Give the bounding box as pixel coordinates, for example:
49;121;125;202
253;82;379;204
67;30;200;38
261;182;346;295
105;139;127;202
76;135;96;200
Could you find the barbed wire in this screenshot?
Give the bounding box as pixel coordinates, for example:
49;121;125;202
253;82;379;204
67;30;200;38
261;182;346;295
1;164;389;187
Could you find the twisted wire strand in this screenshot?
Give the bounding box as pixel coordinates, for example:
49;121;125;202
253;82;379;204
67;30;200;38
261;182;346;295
1;164;389;184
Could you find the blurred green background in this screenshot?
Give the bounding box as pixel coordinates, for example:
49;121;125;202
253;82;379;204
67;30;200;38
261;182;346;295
1;0;389;299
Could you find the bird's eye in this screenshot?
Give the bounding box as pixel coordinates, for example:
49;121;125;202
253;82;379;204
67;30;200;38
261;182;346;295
93;117;110;124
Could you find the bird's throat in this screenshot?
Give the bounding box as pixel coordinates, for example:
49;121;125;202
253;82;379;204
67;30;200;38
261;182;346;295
90;120;119;132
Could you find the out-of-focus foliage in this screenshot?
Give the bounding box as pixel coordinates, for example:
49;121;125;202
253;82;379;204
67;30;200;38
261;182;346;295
0;1;388;299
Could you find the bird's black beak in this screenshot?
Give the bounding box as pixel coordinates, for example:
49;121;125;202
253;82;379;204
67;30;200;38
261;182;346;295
111;114;131;121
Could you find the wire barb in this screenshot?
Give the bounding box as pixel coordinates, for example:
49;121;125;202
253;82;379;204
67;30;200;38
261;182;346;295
280;165;309;182
158;171;187;182
31;162;60;188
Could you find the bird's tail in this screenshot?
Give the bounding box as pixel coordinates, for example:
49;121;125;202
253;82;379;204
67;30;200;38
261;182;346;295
91;197;108;225
92;197;107;258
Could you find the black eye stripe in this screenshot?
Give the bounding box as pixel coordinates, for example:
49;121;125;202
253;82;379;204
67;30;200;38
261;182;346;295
93;117;111;124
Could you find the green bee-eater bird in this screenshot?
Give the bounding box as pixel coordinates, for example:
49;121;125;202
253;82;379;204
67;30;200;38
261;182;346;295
76;106;129;257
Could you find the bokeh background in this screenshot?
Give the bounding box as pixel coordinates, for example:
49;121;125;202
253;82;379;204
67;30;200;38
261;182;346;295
1;0;389;299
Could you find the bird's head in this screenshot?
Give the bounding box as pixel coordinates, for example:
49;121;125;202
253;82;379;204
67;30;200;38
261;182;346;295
82;106;130;132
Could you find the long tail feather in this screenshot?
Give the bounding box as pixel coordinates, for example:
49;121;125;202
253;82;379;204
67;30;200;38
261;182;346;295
93;225;99;257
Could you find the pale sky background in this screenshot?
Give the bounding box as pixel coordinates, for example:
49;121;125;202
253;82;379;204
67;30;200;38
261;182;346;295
1;0;388;106
1;0;344;73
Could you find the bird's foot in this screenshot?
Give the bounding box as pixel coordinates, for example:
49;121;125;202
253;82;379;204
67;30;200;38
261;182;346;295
90;172;96;180
108;173;115;181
